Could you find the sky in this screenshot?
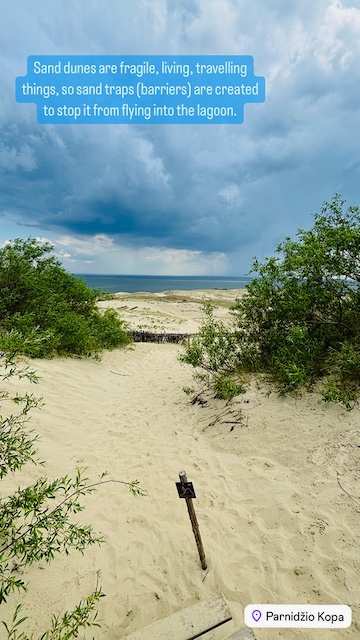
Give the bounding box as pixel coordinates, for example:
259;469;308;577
1;0;360;275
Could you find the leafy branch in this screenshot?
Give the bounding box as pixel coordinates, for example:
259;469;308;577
0;347;143;637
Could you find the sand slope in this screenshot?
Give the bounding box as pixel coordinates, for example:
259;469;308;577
98;289;244;334
2;343;359;639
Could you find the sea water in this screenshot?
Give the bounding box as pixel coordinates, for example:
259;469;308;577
76;274;252;294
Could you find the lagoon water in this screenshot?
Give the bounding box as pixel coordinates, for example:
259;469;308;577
76;273;251;293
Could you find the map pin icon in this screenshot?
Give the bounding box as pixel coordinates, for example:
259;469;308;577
252;609;262;622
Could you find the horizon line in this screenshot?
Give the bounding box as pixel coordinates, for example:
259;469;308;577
73;272;252;278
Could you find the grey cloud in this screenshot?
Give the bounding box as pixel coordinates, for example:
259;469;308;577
1;0;360;271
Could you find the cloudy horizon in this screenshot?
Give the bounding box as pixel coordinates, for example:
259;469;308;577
1;0;360;275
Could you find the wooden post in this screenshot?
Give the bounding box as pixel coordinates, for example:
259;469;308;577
178;470;207;570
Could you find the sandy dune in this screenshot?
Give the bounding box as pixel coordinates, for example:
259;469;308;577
98;289;245;334
2;308;359;638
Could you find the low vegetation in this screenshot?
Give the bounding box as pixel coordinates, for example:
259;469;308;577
0;346;143;638
182;196;360;408
0;239;129;358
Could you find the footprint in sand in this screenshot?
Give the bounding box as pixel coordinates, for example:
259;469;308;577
308;517;329;536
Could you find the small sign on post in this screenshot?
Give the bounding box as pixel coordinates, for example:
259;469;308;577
176;470;207;570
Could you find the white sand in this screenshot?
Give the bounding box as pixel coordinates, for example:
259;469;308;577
98;289;245;334
2;295;359;638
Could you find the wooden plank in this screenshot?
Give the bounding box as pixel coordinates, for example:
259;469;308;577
130;330;194;343
124;594;232;640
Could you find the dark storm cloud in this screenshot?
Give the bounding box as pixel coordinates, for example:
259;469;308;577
1;0;360;271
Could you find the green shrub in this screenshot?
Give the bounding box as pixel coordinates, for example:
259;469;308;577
91;309;129;350
0;239;129;357
321;341;360;409
0;328;58;358
213;374;245;400
180;301;237;372
183;195;360;408
49;311;98;355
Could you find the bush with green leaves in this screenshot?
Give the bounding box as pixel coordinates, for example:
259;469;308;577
182;196;360;408
213;374;246;401
180;301;238;373
0;345;144;638
180;303;245;401
0;239;129;357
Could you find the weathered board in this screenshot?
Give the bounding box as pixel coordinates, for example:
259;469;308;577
129;330;193;343
123;594;233;640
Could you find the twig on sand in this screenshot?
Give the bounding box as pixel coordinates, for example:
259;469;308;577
201;406;246;432
191;390;208;406
336;471;360;504
110;370;130;376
